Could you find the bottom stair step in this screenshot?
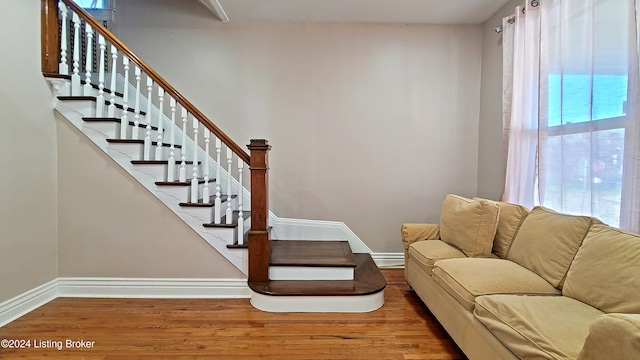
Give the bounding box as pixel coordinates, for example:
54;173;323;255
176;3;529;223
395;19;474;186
248;253;386;296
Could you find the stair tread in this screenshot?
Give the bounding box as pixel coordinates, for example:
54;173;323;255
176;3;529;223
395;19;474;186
58;96;147;115
248;253;386;296
227;230;251;249
131;160;200;165
45;76;125;97
107;139;182;148
203;210;250;228
179;194;236;207
270;240;357;267
155;178;211;186
83;117;160;131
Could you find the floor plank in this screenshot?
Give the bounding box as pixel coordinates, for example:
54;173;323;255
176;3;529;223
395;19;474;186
0;269;466;359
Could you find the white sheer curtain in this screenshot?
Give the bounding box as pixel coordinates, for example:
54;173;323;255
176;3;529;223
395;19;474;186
501;4;541;209
502;0;640;231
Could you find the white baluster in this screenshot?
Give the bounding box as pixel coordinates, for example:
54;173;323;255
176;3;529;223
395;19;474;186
120;57;130;139
71;12;81;96
190;117;199;203
58;2;69;75
107;45;117;118
132;66;141;139
167;98;176;182
214;138;222;224
155;88;165;161
179;108;188;182
202;129;211;203
226;148;233;224
143;77;153;160
237;160;244;245
83;23;94;95
96;35;106;117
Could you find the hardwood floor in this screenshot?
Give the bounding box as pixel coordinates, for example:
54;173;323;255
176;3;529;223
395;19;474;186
0;269;466;359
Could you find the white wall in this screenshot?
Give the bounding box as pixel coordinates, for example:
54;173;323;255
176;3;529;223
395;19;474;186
113;0;484;253
0;0;59;303
477;0;523;200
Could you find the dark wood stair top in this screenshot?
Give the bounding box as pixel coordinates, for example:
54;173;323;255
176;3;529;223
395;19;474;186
83;117;160;131
155;178;209;186
203;210;250;228
44;76;124;97
179;194;235;207
58;96;146;115
107;138;181;148
131;160;200;165
249;253;386;296
227;230;251;249
270;240;357;268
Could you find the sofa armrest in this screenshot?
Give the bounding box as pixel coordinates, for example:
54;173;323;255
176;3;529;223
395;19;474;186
401;223;440;250
577;313;640;360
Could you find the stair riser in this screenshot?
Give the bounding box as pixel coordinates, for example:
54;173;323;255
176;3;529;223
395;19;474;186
269;267;355;281
107;143;187;163
82;122;161;145
154;182;206;203
61;98;153;122
250;292;385;313
130;163;201;183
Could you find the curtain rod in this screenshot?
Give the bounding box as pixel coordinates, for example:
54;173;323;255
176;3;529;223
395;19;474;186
494;0;539;33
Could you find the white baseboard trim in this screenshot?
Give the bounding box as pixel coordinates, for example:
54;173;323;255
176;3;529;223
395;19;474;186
372;253;405;268
56;277;251;299
0;277;250;327
0;280;58;327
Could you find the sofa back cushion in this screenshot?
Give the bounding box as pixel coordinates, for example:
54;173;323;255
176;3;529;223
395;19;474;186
439;194;499;258
476;199;529;258
507;206;600;289
563;224;640;313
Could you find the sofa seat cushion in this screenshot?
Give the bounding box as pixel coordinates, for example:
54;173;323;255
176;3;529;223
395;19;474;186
507;206;601;289
474;295;604;360
440;194;500;258
563;224;640;313
431;258;560;311
407;240;467;275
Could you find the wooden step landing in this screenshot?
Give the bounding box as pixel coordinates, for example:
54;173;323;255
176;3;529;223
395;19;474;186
250;253;386;297
270;240;357;268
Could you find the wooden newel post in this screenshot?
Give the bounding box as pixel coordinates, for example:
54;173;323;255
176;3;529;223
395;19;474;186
41;0;60;74
247;139;271;282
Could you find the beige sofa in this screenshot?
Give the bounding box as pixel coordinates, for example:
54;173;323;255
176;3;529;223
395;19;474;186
402;194;640;360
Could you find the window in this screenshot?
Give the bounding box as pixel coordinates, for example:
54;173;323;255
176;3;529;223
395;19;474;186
71;0;114;21
542;74;628;226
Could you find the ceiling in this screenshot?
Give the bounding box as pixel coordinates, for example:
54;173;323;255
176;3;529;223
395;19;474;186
198;0;513;25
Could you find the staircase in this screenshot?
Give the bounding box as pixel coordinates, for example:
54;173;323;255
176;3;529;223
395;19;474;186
41;0;385;312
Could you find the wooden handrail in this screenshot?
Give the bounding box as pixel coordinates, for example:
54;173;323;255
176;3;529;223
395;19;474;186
51;0;250;164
